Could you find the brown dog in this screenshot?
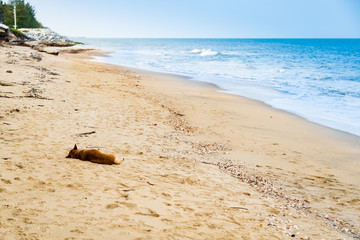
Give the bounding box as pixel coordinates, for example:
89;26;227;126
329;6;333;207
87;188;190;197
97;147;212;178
66;144;121;165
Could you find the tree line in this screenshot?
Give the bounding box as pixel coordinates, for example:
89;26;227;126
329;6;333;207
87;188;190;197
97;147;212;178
0;0;42;28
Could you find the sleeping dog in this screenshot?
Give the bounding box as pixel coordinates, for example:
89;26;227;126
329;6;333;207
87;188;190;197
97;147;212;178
66;144;121;165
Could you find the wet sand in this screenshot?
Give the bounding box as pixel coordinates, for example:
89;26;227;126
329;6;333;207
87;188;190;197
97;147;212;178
1;44;360;239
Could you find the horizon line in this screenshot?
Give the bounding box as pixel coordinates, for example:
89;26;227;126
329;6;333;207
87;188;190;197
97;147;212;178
70;37;360;40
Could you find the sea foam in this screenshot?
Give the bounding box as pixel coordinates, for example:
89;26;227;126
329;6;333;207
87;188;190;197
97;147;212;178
190;49;219;56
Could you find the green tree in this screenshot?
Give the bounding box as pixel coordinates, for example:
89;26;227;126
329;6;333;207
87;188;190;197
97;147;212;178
1;1;14;27
0;1;4;23
1;0;42;28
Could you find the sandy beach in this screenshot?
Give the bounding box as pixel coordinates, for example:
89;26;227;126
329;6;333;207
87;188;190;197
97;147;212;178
1;44;360;239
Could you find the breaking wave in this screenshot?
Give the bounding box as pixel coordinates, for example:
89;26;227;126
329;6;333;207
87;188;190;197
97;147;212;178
190;49;219;56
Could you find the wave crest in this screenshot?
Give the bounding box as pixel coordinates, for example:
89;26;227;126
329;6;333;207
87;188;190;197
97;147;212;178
190;48;219;56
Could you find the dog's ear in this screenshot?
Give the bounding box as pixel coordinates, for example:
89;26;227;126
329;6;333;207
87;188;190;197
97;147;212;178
74;144;78;150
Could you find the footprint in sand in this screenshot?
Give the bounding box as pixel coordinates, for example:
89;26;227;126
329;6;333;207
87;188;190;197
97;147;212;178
161;192;172;199
135;208;160;217
106;203;119;209
1;179;12;184
117;201;137;209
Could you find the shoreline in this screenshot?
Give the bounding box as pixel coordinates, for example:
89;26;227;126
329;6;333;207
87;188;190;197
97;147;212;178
1;44;360;239
91;51;360;140
92;52;360;144
112;61;360;177
89;52;360;235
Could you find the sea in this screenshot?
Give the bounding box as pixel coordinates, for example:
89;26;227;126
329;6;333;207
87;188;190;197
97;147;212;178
74;38;360;137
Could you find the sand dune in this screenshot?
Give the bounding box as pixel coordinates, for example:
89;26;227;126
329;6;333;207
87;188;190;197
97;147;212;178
1;45;359;239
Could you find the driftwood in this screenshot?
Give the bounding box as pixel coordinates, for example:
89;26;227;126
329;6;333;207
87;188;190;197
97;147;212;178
76;131;96;137
147;181;155;186
122;189;135;192
60;48;92;54
7;41;60;56
201;161;213;165
0;95;52;100
34;45;59;56
39;42;76;47
0;81;14;86
23;95;53;100
230;206;248;210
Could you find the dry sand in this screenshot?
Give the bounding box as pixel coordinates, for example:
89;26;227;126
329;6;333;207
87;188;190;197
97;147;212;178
1;44;360;239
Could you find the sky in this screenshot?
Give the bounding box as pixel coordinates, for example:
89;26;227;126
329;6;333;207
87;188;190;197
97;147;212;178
15;0;360;38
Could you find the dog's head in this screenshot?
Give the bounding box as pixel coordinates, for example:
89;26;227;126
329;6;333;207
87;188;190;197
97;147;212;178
66;144;78;158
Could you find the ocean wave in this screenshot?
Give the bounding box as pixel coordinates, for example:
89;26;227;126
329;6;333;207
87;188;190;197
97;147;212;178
190;49;219;56
87;38;360;137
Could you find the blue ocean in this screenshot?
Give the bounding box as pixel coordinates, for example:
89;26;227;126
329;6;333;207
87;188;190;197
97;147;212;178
76;38;360;137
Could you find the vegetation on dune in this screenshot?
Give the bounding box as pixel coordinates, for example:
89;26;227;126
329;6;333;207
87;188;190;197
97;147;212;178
0;0;43;28
10;27;25;37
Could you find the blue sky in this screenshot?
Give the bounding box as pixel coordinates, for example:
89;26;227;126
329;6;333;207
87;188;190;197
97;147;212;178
22;0;360;38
